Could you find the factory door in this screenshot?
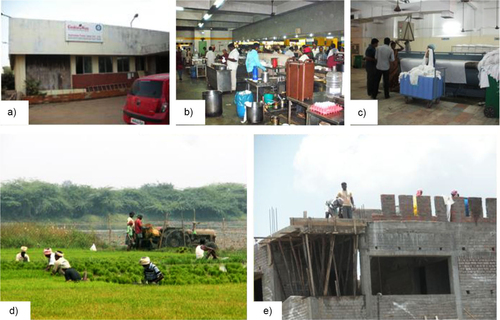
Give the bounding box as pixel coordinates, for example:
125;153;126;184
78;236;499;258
26;55;71;90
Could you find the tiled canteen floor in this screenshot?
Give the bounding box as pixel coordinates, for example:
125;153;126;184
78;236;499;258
351;68;499;125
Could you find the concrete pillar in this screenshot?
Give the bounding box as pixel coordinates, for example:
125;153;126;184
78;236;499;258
91;56;99;74
468;197;484;223
486;198;496;222
129;57;136;72
359;235;374;319
398;195;414;219
434;196;448;222
13;55;26;95
70;56;77;75
450;197;466;222
450;255;464;320
112;57;118;73
416;196;432;220
381;194;396;216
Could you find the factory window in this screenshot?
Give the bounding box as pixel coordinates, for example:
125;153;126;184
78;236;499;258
136;56;145;71
371;256;451;295
76;56;92;74
117;57;130;72
98;57;113;73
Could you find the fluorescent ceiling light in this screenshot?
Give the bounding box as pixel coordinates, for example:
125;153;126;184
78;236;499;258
198;22;204;28
283;35;287;39
309;33;314;37
203;13;212;20
328;32;332;35
295;34;298;37
326;36;333;39
214;0;225;8
176;6;184;11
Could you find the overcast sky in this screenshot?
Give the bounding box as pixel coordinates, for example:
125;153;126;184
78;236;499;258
0;134;247;189
254;134;496;237
1;0;171;67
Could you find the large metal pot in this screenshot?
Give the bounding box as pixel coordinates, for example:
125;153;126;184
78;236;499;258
213;63;227;70
246;102;263;124
203;90;223;117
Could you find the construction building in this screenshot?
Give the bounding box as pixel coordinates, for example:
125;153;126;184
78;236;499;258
9;18;169;95
255;194;496;319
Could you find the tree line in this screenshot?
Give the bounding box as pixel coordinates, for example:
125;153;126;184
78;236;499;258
0;180;247;221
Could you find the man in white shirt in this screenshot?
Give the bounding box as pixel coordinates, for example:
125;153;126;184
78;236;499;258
373;37;395;99
312;43;320;57
337;182;355;219
206;46;216;68
284;47;295;58
227;43;240;92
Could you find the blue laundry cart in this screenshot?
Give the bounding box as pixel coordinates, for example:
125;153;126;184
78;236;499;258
400;67;446;108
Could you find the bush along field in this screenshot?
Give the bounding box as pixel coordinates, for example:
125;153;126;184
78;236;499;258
0;248;247;319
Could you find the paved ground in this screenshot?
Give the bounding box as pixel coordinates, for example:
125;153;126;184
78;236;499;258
29;96;127;125
351;68;499;125
176;69;243;125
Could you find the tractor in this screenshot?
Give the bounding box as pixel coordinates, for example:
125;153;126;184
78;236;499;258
139;222;217;249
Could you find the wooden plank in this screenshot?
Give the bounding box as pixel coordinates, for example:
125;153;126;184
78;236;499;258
352;235;358;295
323;234;336;296
302;235;313;296
344;237;352;295
278;239;293;295
333;252;341;297
304;234;316;297
289;237;305;294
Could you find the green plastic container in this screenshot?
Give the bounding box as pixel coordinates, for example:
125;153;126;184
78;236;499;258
485;75;499;118
263;93;274;104
353;55;363;68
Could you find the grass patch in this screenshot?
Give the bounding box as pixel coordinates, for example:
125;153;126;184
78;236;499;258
1;249;247;319
1;223;106;249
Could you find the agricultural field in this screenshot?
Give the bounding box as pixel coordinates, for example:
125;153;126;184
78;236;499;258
0;248;247;319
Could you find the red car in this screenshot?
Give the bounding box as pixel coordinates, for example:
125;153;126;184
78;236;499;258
123;74;169;124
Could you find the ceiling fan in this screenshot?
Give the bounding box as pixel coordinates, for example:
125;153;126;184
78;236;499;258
270;0;276;17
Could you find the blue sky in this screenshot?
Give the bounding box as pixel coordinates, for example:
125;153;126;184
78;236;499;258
254;134;497;237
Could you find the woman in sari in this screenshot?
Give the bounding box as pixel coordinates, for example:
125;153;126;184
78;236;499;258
389;41;404;92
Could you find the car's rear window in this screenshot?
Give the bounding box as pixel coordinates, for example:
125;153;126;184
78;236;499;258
130;80;163;98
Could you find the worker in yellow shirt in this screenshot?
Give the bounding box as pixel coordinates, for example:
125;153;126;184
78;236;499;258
337;182;355;219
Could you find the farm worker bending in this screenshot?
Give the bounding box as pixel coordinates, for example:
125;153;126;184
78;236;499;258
139;257;164;284
195;238;218;260
43;248;56;271
135;214;144;249
52;251;86;282
15;246;30;262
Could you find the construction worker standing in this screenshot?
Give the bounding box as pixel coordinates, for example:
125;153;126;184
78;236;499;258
337;182;355;219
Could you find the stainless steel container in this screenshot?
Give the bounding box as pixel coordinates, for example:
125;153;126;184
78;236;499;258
213;63;227;71
262;71;269;83
203;90;223;117
246;102;263;124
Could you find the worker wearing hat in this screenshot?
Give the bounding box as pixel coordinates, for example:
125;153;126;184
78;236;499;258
139;257;164;284
15;246;30;262
52;251;86;282
425;44;436;66
299;46;313;62
43;248;56;271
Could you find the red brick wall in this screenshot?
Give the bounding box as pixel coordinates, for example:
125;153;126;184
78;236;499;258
26;89;127;104
72;72;138;89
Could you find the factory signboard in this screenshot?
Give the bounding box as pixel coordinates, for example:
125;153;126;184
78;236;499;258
65;21;103;43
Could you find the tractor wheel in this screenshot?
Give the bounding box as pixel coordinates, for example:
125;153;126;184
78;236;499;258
167;235;181;248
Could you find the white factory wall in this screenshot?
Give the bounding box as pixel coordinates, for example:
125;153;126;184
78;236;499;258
10;18;169;55
352;1;499;54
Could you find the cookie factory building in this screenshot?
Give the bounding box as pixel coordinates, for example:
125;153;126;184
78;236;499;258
9;18;169;95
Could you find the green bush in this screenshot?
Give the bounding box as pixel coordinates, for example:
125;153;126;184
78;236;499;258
24;78;45;96
2;68;15;90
